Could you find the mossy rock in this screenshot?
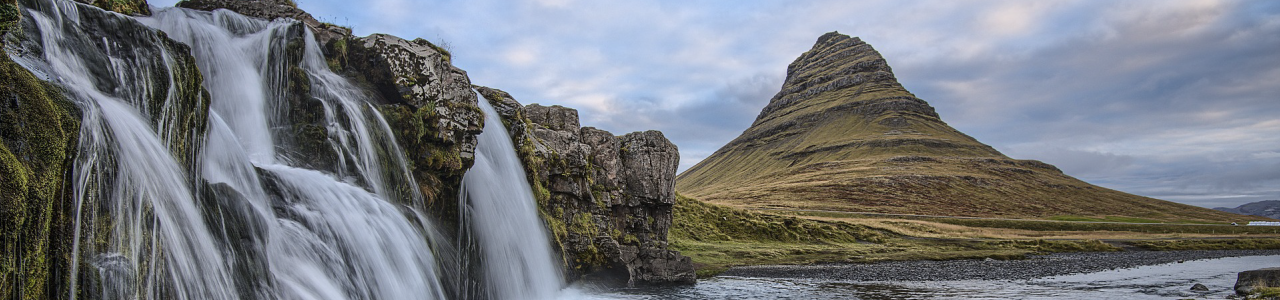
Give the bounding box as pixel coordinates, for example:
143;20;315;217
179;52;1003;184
75;0;152;16
1;52;82;300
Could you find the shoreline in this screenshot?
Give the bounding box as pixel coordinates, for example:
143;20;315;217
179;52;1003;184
720;249;1280;281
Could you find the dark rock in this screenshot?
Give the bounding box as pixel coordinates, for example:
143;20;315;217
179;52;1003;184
475;86;695;286
346;33;483;215
1191;283;1209;291
1237;267;1280;295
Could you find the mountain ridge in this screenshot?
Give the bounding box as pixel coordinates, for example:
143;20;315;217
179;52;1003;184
1215;200;1280;220
676;32;1253;222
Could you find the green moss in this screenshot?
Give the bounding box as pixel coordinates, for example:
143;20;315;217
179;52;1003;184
326;38;349;72
569;211;597;237
412;38;452;63
1;2;18;35
88;0;151;15
1254;287;1280;298
1;53;81;300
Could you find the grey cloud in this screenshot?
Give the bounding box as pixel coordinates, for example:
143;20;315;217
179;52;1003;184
1004;147;1135;177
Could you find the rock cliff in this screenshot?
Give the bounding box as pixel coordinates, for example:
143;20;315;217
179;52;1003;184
159;0;691;286
3;1;693;297
477;87;695;285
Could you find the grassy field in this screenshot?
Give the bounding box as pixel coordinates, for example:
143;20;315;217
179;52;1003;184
670;195;1280;277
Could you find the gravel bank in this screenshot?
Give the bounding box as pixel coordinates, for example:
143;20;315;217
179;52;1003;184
722;250;1280;281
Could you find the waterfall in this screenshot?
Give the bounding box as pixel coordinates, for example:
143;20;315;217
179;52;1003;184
15;0;449;299
462;92;566;299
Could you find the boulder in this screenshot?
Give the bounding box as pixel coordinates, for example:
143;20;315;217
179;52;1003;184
1238;268;1280;295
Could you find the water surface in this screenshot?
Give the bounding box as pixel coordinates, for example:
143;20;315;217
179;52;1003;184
587;255;1279;299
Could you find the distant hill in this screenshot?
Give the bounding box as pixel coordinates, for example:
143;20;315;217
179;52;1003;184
1215;200;1280;220
675;32;1255;222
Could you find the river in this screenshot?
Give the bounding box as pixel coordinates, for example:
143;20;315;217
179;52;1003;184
585;254;1279;299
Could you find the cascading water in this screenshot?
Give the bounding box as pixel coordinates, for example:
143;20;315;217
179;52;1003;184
12;0;462;298
461;93;566;299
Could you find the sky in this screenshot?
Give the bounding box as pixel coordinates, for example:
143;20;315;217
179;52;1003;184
150;0;1280;209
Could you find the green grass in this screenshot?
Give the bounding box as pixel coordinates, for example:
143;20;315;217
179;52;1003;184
1127;239;1280;251
1256;287;1280;298
669;194;1280;278
932;218;1280;235
1047;215;1164;223
670;195;1123;277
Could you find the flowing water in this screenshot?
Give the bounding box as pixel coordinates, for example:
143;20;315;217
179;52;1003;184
15;1;459;298
461;92;567;299
591;255;1280;299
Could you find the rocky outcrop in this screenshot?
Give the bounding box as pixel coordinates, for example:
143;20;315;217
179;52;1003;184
341;33;482;223
123;0;687;287
73;0;150;15
178;0;483;229
0;48;81;300
1238;268;1280;295
476;87;695;286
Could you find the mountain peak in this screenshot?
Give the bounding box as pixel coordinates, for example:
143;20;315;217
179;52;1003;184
757;33;916;127
675;32;1246;222
816;31;859;47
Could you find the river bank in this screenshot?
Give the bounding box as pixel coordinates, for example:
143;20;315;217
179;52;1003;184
722;249;1280;281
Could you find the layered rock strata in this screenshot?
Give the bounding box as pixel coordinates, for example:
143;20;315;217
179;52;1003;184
677;32;1248;222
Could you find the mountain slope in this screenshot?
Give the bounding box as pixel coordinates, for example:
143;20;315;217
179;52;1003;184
1216;200;1280;220
676;32;1251;222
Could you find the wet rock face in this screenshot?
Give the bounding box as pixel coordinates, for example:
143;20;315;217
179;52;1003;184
476;86;695;286
4;0;211;298
345;33;482;220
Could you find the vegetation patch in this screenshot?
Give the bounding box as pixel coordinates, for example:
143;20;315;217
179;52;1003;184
1;51;82;300
669;195;1123;278
1047;215;1164;223
933;218;1280;235
1127;239;1280;251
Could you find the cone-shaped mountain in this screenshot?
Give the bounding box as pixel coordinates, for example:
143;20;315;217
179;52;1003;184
676;32;1245;221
